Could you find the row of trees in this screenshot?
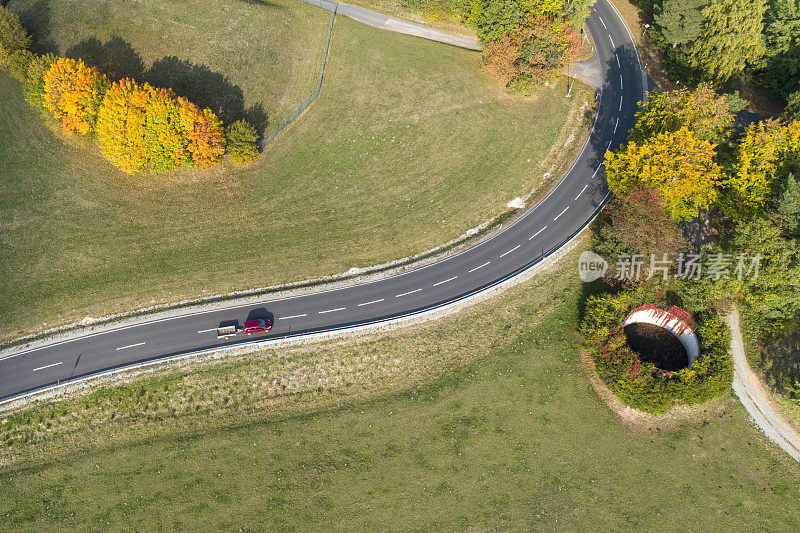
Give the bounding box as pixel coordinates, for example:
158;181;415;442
0;7;259;173
604;84;800;223
648;0;800;106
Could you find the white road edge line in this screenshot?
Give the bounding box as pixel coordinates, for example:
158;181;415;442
529;227;547;240
319;307;345;314
468;262;491;273
32;361;62;372
575;184;589;200
396;288;422;298
499;245;521;258
197;328;217;334
598;16;607;29
433;276;457;287
278;314;307;320
358;299;384;307
613;117;620;134
554;206;570;221
116;342;145;351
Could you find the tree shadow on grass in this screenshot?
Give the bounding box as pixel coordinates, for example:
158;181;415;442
145;56;268;135
16;0;58;55
18;28;269;135
764;330;800;395
236;0;283;8
66;37;146;82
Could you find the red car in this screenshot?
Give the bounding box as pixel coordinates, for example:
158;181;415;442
243;318;272;335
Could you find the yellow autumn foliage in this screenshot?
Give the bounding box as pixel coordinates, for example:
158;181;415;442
43;57;109;135
96;78;151;174
605;127;721;221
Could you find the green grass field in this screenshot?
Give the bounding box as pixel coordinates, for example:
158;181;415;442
0;2;592;341
1;244;799;529
12;0;331;123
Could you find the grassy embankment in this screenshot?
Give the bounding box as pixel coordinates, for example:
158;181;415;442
1;243;800;529
1;0;593;341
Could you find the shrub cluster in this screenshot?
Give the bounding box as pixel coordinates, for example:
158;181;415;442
0;6;32;79
483;15;579;91
224;119;259;165
1;9;257;174
581;286;733;414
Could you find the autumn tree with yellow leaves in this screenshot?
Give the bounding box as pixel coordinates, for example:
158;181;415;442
43;57;110;135
725;119;800;217
605;127;721;221
96;78;150;174
95;80;226;174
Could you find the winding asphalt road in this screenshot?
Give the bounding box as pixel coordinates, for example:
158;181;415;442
0;1;645;403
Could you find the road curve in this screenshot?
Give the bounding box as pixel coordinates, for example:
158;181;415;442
0;1;645;403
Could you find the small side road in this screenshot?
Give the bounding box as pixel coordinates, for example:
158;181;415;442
297;0;481;50
725;308;800;462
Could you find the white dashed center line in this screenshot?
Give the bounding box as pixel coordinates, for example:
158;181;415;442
279;314;307;320
619;74;623;89
619;95;623;111
358;299;384;307
613;117;620;134
197;328;217;334
499;245;521;258
554;206;570;221
468;262;491;273
576;184;589;200
609;34;615;48
592;165;602;179
319;307;345;314
33;361;62;372
433;276;457;287
396;288;422;298
616;54;621;68
116;342;145;351
599;16;607;29
529;226;547;240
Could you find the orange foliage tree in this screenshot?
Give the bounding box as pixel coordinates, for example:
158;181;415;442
179;98;226;168
484;15;579;92
43;57;110;135
96;78;151;174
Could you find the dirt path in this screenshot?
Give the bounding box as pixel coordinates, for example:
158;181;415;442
725;308;800;462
